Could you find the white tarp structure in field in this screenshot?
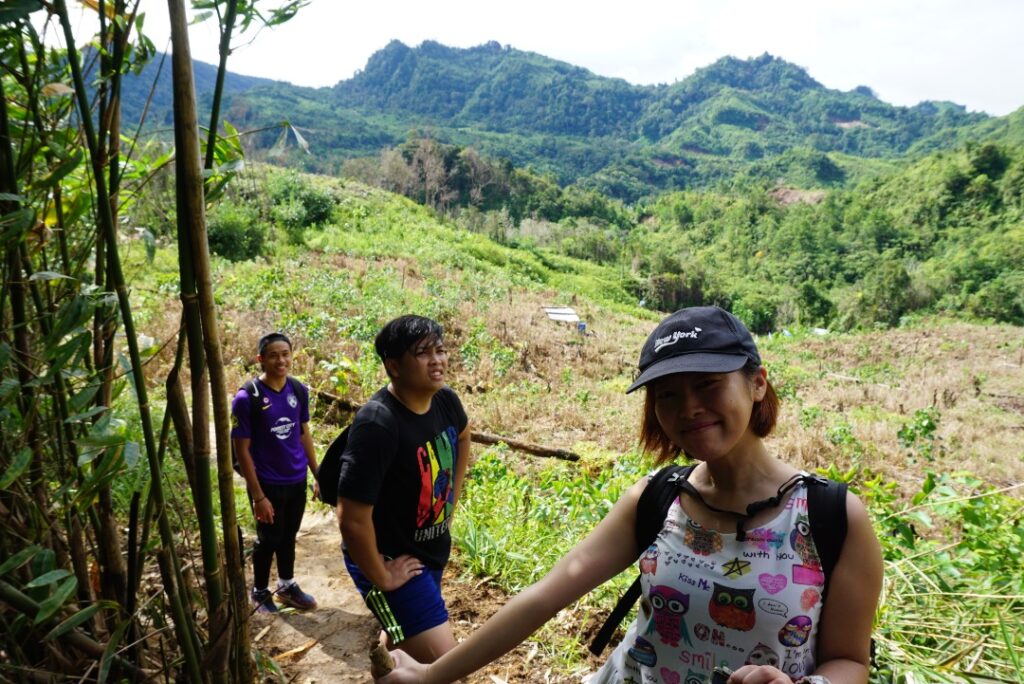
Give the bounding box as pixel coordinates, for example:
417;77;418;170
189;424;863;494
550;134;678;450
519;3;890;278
542;306;580;323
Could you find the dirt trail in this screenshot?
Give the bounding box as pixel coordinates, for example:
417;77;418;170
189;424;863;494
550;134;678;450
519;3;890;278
248;507;587;683
249;508;380;682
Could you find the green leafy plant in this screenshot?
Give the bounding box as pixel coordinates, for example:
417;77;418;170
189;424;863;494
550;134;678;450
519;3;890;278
897;407;944;463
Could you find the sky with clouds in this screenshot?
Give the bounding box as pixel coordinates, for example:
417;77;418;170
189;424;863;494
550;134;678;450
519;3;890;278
66;0;1024;116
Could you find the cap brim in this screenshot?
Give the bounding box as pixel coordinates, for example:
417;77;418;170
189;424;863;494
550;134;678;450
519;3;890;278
626;353;749;393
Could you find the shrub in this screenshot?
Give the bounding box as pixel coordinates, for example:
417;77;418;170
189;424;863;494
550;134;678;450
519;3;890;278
730;290;778;333
265;171;336;228
966;271;1024;324
207;203;267;261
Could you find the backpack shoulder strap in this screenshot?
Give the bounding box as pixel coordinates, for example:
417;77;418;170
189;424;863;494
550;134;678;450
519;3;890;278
589;463;695;656
233;380;261;473
242;379;261;428
287;376;309;413
806;476;848;598
635;464;696;550
317;398;385;506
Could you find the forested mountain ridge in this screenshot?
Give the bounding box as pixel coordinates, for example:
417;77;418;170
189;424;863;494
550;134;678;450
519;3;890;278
330;41;986;152
332;40;651;138
120;40;1013;199
912;105;1024;154
114;49;280;127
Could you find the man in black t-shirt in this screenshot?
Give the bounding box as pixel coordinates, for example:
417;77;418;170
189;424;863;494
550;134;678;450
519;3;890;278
338;315;471;664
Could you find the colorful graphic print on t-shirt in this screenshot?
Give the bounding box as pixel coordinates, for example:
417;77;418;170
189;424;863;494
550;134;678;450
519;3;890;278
592;483;828;684
415;425;459;531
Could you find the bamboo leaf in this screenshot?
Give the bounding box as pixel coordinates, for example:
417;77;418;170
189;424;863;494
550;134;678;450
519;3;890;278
0;0;43;23
290;124;310;153
123;441;141;468
43;602;106;641
41;82;74;97
79;0;117;20
33;576;78;625
64;405;109;423
34;149;84;189
76;432;123;449
76;444;126;499
0;192;26;203
97;618;130;684
0;377;19;401
0;545;41;575
0;447;32;489
31;549;55;576
68;383;101;414
998;613;1020;671
267;0;310;27
47;296;92;347
222;119;242;146
26;569;73;588
217;159;245;174
269;125;289;157
44;334;86;378
0;207;35;243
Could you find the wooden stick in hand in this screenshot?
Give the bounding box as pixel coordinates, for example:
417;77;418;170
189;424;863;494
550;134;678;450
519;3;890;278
369;635;395;676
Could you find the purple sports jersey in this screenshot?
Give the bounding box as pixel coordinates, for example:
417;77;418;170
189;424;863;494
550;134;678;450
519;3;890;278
231;378;309;485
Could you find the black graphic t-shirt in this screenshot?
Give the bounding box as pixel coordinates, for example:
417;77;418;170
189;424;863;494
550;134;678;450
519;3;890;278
337;386;468;569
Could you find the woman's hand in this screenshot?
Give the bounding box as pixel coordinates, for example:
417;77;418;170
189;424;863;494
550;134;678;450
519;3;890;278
375;649;429;683
728;664;793;684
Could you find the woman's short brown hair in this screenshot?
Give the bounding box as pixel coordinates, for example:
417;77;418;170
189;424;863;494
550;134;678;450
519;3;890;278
639;363;780;465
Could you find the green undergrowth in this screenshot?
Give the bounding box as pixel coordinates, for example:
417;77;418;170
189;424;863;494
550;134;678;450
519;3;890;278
303;187;640;311
452;445;649;665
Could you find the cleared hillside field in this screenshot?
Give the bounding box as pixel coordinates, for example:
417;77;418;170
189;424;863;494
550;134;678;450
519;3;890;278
128;176;1022;682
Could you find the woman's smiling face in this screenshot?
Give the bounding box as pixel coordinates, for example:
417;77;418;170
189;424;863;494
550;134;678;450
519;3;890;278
652;368;767;461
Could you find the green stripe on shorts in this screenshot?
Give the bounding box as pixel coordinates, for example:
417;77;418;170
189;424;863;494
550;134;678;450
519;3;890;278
366;587;405;643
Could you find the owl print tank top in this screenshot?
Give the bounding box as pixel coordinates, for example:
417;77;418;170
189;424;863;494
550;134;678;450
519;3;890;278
592;481;826;684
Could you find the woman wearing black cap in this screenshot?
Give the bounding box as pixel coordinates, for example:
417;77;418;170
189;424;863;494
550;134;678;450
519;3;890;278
378;307;883;684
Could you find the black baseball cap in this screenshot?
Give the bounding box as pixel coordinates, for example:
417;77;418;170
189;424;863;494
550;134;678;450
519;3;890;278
626;306;761;393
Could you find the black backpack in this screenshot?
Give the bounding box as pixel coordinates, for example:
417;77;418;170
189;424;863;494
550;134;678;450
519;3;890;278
231;376;309;473
314;399;384;506
315;425;350;507
589;464;848;655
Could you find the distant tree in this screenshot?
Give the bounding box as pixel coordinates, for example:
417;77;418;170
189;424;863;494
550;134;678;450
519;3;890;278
380;147;416;196
412;138;454;210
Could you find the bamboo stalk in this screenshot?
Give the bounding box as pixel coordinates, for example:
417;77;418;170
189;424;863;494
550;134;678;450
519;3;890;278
203;0;239;174
53;4;205;682
165;1;248;681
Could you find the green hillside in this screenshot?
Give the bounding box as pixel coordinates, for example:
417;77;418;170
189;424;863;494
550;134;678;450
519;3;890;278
320;135;1024;330
127;165;1024;684
117;42;1008;200
912;104;1024;153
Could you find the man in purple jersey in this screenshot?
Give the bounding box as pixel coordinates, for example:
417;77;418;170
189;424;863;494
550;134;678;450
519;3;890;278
232;332;319;613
